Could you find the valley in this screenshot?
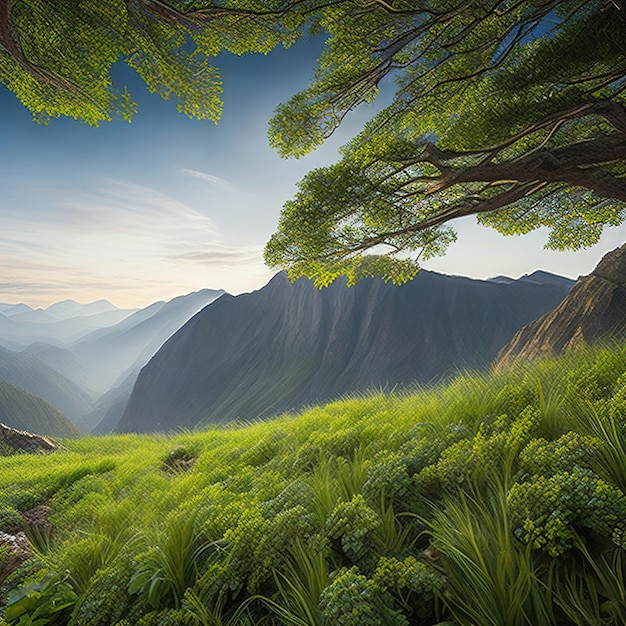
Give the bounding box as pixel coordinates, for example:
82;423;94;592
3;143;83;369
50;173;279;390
0;270;572;436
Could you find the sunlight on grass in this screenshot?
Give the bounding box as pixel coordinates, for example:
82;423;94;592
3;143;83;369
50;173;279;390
3;343;626;624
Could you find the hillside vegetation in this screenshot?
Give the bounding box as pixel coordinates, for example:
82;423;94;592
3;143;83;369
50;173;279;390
0;381;79;439
2;344;626;625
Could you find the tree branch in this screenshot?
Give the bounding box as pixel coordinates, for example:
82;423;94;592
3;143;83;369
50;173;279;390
0;0;57;82
424;134;626;201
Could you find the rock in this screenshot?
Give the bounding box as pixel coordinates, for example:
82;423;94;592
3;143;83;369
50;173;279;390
495;244;626;369
0;531;30;585
0;422;59;454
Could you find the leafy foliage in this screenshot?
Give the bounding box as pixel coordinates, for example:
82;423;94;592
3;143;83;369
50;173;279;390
3;344;626;623
263;0;626;285
0;0;310;126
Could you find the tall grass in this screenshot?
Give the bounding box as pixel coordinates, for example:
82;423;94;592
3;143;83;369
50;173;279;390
129;514;209;609
3;343;626;624
429;481;553;626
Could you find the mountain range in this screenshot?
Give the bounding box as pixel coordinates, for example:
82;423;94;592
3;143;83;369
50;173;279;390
7;246;626;438
118;270;573;433
0;299;137;350
0;290;224;432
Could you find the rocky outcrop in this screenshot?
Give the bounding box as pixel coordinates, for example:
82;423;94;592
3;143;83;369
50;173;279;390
495;245;626;369
0;422;59;454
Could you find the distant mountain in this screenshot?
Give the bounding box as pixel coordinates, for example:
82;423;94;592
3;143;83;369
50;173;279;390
26;289;225;397
40;299;118;321
0;346;93;426
0;303;33;316
0;380;79;438
495;245;626;369
118;270;573;433
0;301;137;348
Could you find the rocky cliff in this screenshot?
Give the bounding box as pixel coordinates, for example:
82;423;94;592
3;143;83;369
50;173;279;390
0;422;59;454
495;245;626;369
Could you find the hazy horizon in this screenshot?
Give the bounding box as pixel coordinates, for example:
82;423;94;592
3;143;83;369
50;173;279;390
0;264;584;310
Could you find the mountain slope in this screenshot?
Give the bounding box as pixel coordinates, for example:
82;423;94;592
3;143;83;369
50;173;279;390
23;289;224;399
0;380;79;438
495;244;626;368
118;270;572;433
0;346;93;425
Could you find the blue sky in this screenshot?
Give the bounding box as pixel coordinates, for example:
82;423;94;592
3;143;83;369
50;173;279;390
1;36;625;308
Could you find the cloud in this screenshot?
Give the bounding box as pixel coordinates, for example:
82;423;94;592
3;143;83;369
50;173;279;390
58;178;216;232
0;176;272;306
181;168;236;192
171;245;263;266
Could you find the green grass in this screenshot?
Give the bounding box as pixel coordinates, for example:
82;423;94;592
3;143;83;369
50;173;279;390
2;342;626;624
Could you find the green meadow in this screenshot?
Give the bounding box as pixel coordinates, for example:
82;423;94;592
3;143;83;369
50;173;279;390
2;343;626;625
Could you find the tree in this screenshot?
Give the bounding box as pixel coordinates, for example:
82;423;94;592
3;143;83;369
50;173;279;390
0;0;319;125
2;1;625;286
264;0;626;285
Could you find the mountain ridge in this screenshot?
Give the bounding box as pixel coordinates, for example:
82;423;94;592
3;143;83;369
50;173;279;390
118;269;573;433
0;380;78;438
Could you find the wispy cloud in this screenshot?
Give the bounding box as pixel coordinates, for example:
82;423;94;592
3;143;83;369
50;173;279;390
181;168;236;192
0;177;269;306
171;245;263;267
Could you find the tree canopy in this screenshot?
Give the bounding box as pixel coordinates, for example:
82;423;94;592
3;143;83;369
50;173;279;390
264;0;626;285
2;0;625;285
0;0;313;125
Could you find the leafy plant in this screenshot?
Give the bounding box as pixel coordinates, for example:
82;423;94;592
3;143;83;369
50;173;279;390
3;571;77;626
430;484;553;626
129;514;209;610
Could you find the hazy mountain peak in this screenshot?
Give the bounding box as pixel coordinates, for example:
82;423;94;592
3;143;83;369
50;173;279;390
0;303;35;317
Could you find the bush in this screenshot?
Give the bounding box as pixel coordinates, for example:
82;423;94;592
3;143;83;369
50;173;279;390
508;468;626;556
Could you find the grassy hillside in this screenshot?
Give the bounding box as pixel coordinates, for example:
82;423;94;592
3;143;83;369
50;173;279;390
0;380;79;438
2;344;626;625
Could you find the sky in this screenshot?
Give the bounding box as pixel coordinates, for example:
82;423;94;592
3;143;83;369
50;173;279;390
1;36;625;309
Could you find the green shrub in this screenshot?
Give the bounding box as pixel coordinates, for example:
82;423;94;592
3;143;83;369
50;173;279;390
372;555;443;620
508;468;626;556
319;567;406;626
518;432;599;476
362;450;412;508
0;507;23;533
325;494;381;568
71;552;151;626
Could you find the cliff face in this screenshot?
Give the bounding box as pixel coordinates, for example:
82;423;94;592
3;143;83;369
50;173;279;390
117;270;572;433
495;245;626;369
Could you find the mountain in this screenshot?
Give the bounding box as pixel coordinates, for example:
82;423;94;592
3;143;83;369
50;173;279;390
15;289;226;432
25;289;226;399
0;301;137;348
0;346;93;425
495;244;626;369
0;380;79;438
40;299;118;320
118;270;573;433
